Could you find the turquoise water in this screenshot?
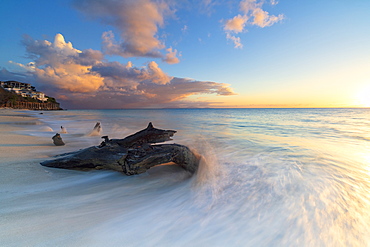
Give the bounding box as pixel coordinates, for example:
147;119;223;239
1;108;370;246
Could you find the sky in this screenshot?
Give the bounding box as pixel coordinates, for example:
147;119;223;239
1;0;370;109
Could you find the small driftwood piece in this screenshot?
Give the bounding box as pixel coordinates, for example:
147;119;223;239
41;123;200;175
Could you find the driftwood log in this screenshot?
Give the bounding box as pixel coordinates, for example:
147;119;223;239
41;123;200;175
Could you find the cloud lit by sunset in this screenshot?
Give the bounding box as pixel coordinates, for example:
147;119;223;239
1;3;370;243
0;0;369;109
5;33;235;109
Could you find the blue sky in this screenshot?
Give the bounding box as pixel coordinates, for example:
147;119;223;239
1;0;370;109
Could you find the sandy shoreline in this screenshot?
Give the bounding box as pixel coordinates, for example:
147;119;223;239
0;109;54;163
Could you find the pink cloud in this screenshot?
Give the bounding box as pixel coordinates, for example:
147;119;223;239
5;34;235;109
223;0;284;48
224;15;248;33
163;47;180;64
22;34;104;93
73;0;180;63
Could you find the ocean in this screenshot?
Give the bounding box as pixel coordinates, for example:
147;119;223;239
1;108;370;246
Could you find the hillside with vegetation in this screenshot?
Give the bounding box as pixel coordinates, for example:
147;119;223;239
0;86;24;104
0;81;62;110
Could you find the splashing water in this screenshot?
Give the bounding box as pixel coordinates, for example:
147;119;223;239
87;122;102;136
1;108;370;246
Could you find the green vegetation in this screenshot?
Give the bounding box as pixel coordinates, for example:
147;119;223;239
25;96;39;102
0;80;61;109
0;87;24;105
46;96;57;103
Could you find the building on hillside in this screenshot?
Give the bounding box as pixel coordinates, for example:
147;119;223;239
19;90;48;102
0;81;35;91
0;80;47;102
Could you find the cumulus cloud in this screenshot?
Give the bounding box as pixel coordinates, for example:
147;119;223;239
0;67;36;84
21;34;104;93
62;76;236;109
6;34;235;109
71;0;283;57
163;47;180;64
9;61;36;72
224;15;248;33
72;0;180;63
249;8;284;28
92;60;172;87
226;33;243;49
240;0;284;28
223;0;284;48
89;60;235;108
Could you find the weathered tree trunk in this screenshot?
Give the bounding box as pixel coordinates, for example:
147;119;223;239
41;123;200;176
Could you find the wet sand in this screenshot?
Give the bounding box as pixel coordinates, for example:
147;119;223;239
0;109;53;163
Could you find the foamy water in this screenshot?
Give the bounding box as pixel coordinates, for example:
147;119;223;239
1;108;370;246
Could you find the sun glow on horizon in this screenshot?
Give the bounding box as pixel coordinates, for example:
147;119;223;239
356;85;370;107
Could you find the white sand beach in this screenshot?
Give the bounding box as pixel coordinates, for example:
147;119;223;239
0;109;115;246
0;109;196;247
0;109;51;163
0;109;64;193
